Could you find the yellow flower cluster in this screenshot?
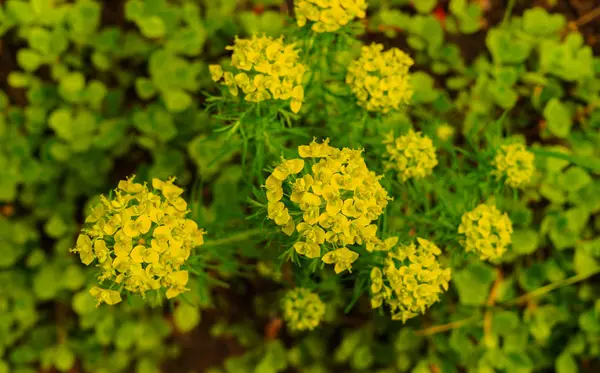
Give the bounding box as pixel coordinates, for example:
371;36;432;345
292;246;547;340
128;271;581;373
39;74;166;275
492;144;535;188
346;43;413;113
294;0;367;33
209;35;307;113
436;123;455;142
264;139;391;274
458;204;513;261
383;130;438;182
281;288;326;331
370;238;451;323
71;176;206;306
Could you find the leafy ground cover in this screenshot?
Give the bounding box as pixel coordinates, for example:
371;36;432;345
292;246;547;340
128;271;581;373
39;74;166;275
0;1;599;373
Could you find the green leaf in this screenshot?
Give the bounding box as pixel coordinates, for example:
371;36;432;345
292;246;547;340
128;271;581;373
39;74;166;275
486;29;532;64
28;27;52;54
135;77;157;100
512;229;539;255
17;49;42;72
544;99;572;138
139;16;166;39
6;0;34;24
492;311;519;335
555;353;578;373
523;7;566;36
574;246;599;275
414;0;436;13
163;89;192;113
173;303;201;333
85;80;107;109
59;72;86;94
8;72;30;88
453;262;496;305
44;214;67;238
49;108;73;140
54;344;75;372
560;167;591;192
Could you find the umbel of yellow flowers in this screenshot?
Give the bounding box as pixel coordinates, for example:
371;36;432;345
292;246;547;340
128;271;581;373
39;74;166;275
209;34;307;113
281;288;326;331
264;138;391;274
294;0;367;33
346;43;413;113
383;130;438;182
370;238;451;323
492;144;535;189
458;203;513;261
71;176;206;306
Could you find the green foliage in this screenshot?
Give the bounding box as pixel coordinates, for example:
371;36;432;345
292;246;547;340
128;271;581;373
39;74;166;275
0;0;599;373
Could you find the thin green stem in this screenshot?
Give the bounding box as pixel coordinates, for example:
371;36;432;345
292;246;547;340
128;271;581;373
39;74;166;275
503;267;600;306
502;0;516;27
203;228;263;247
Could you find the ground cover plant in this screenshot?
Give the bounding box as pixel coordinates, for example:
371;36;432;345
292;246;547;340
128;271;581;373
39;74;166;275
0;0;599;372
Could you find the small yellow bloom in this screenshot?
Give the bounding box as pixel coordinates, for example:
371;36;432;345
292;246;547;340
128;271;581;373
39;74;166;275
347;43;413;113
212;35;306;113
281;288;326;331
321;247;359;274
73;234;94;265
89;286;122;306
209;64;223;82
492;144;535;189
383;130;438;181
369;238;451;322
295;0;367;33
74;176;206;303
265;139;391;266
458;204;513;260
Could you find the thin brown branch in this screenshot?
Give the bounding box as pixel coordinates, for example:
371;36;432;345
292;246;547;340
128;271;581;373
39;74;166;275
573;6;600;28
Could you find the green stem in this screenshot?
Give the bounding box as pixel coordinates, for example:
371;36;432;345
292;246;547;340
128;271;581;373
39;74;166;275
503;267;600;306
203;228;263;247
502;0;516;27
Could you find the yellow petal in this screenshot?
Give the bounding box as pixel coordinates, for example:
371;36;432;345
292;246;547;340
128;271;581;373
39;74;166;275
130;245;145;263
136;215;152;234
123;219;139;238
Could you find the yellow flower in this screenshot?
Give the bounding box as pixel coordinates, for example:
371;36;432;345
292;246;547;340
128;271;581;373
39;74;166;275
321;247;359;274
369;238;451;322
212;34;306;113
458;204;513;261
73;176;206;303
165;270;189;299
436;123;455;142
281;288;326;331
89;286;122;306
265;139;391;268
347;43;413;113
123;215;152;238
295;0;367;33
72;234;94;265
492;144;535;189
383;130;438;181
209;64;223;81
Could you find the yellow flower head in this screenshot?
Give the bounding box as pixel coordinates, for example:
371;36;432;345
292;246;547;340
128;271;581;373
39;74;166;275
436;123;455;142
369;237;451;323
383;130;438;181
71;175;206;304
346;43;413;113
209;34;307;113
492;144;535;189
458;203;513;261
264;139;391;274
281;288;326;331
294;0;367;33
